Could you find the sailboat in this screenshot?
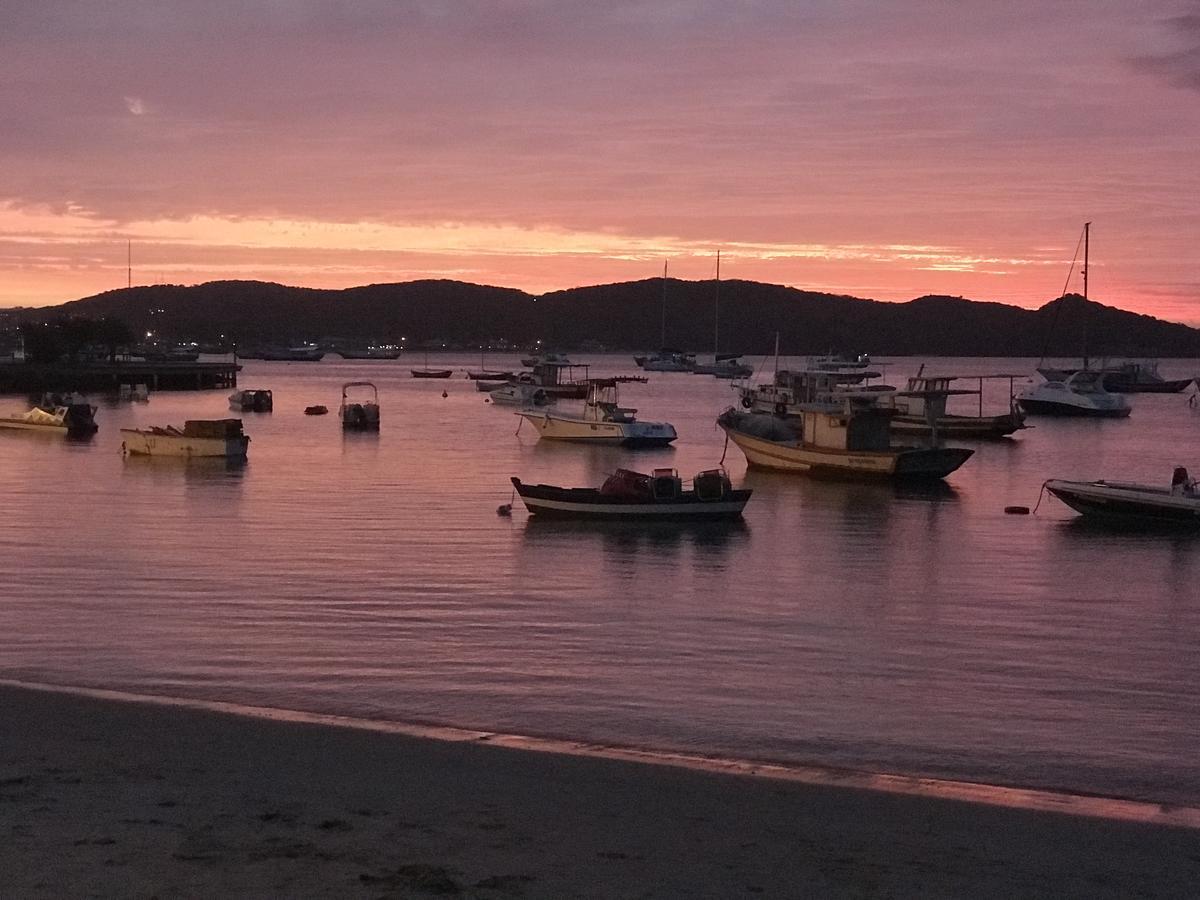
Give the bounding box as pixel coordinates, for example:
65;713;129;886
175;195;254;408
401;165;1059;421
637;262;695;372
411;346;453;379
692;252;751;378
1018;223;1132;418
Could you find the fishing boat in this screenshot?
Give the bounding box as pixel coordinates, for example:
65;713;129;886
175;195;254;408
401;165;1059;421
516;379;676;446
499;361;592;399
121;419;249;459
717;397;973;480
640;349;696;372
0;396;98;436
467;370;514;381
340;381;380;430
1018;369;1131;417
228;388;273;412
520;352;571;367
693;354;753;378
510;468;750;520
1100;361;1193;394
890;373;1026;438
1045;472;1200;527
489;381;554;406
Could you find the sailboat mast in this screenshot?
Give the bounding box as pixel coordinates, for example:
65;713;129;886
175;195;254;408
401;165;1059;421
660;261;668;349
127;240;131;289
714;251;721;355
1081;221;1091;369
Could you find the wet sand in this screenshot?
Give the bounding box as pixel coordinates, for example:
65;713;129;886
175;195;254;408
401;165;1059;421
2;684;1198;898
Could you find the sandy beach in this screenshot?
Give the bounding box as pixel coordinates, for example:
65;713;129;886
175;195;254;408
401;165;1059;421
2;684;1198;898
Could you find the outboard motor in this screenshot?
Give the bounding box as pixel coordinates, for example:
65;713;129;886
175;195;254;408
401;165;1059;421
63;403;98;435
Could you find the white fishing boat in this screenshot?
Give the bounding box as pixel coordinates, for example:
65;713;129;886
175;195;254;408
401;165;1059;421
228;388;273;412
0;397;98;436
1017;369;1131;418
1045;471;1200;527
121;419;249;459
340;381;380;430
489;378;554;407
717;393;973;480
516;379;677;446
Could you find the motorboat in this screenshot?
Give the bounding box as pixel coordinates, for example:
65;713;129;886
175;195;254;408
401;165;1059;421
340;381;380;430
1017;370;1131;418
0;395;98;436
516;379;677;446
520;352;571;367
1045;474;1200;527
510;468;751;520
121;419;249;459
692;354;753;378
736;365;892;417
495;361;592;399
717;400;973;480
638;349;696;372
489;379;554;407
890;374;1026;438
411;368;453;378
467;371;514;382
304;405;329;416
228;388;273;412
1037;361;1193;393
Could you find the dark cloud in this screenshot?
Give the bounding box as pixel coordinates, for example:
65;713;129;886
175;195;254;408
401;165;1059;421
1134;9;1200;89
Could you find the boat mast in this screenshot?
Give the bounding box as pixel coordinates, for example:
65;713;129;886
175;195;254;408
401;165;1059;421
127;240;131;289
1081;221;1091;369
661;261;668;349
714;251;721;355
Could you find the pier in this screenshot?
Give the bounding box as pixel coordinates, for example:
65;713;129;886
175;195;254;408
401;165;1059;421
0;360;240;393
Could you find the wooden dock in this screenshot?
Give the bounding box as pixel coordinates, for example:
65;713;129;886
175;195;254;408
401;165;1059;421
0;361;241;393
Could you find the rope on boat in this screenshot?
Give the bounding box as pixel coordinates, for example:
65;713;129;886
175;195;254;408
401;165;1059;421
1031;480;1051;515
719;431;729;465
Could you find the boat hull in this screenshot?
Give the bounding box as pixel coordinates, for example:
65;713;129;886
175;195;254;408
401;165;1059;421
517;412;677;446
1017;398;1131;418
512;479;749;520
890;412;1025;439
719;423;972;480
1046;480;1200;526
1103;377;1194;393
411;369;453;379
121;430;249;459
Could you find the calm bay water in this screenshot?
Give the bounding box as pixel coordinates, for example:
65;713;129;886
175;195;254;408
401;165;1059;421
3;355;1200;805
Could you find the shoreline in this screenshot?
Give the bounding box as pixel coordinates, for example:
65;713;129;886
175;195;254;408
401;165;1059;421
5;677;1198;831
3;681;1199;897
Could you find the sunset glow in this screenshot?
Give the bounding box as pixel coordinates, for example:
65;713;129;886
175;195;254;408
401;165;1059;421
2;2;1198;320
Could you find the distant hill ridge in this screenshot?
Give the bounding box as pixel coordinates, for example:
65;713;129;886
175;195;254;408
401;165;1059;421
27;278;1200;357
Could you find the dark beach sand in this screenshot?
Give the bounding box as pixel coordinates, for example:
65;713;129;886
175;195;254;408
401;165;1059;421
2;683;1198;898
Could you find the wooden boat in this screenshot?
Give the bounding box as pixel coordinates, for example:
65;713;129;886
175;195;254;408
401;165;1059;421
411;368;453;379
121;419;249;459
693;355;752;378
0;396;98;436
1045;475;1200;527
467;370;514;381
511;468;750;520
340;381;380;430
516;380;676;446
890;373;1026;438
717;404;973;480
228;388;273;412
304;405;329;416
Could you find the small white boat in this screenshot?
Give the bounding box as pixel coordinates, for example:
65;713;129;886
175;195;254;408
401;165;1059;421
121;419;249;459
489;381;554;406
639;350;696;372
0;397;98;436
692;355;753;378
1017;370;1131;418
228;388;273;412
1045;474;1200;527
516;380;676;446
340;381;380;430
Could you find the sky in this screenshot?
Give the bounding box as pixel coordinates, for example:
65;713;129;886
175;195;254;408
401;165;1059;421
1;1;1198;321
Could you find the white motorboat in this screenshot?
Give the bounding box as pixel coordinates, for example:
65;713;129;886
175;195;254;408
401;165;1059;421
639;350;696;372
228;388;273;412
340;381;380;430
1045;475;1200;527
489;379;554;407
516;380;677;446
121;419;249;459
0;397;98;436
1017;370;1131;418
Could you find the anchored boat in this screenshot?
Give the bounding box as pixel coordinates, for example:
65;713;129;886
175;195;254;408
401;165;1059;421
340;381;380;430
516;379;676;446
1018;369;1131;418
121;419;249;459
511;468;750;520
717;397;973;480
228;388;273;412
1045;474;1200;527
0;395;98;436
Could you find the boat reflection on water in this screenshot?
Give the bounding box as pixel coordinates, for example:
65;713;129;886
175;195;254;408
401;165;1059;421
121;453;248;481
520;515;750;559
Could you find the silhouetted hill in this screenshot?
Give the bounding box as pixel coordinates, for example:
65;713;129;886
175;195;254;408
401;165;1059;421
27;279;1200;357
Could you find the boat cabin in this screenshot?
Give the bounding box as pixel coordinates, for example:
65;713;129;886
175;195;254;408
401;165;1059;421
793;394;894;452
585;380;637;423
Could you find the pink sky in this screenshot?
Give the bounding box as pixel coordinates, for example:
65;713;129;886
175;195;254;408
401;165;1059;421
2;1;1198;321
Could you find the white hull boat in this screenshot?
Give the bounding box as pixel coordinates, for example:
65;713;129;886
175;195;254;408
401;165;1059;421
0;399;98;436
516;380;676;446
121;419;249;459
490;383;554;406
340;381;380;430
229;389;273;412
1018;370;1131;418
